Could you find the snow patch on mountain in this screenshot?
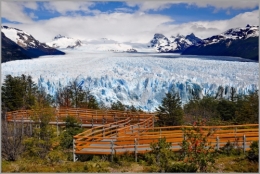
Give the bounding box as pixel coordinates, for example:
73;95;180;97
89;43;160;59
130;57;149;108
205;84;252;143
202;25;259;45
1;26;50;49
46;34;82;49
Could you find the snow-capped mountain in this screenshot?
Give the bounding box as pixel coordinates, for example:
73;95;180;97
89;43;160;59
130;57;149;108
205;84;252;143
1;26;65;59
149;33;202;53
202;25;259;45
182;25;259;61
46;34;82;49
2;26;53;50
2;32;31;63
82;43;137;52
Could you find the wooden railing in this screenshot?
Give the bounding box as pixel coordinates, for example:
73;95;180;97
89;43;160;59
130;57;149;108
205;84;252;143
73;122;259;159
5;108;155;127
5;108;258;161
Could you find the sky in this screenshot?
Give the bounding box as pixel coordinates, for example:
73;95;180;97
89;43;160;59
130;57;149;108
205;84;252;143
1;0;259;43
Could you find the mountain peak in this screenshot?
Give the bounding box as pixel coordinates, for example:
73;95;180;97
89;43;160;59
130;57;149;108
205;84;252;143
54;34;67;40
154;33;166;39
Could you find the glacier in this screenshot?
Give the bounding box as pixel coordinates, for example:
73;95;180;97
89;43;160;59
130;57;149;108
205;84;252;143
1;50;258;111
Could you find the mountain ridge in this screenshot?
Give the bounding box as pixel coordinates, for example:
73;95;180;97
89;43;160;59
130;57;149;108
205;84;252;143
182;25;259;61
1;26;65;62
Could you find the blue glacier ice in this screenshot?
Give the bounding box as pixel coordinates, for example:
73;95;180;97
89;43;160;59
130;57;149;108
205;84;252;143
1;51;258;111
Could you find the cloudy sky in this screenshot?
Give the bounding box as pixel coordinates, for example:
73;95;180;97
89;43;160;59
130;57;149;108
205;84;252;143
1;0;259;43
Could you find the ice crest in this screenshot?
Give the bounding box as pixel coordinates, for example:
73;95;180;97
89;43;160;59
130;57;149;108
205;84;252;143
1;51;258;111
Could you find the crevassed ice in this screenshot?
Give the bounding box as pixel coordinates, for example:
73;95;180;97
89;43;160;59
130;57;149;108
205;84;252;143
1;51;258;111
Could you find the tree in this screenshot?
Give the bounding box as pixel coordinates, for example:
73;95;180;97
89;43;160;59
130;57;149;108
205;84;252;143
23;102;55;159
79;91;99;109
1;74;38;111
55;86;72;107
111;101;126;111
235;91;258;124
156;92;184;126
60;116;83;149
217;99;236;121
184;96;220;124
1;121;25;161
55;79;99;109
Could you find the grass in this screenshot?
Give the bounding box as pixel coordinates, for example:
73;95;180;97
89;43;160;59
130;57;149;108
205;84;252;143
210;154;258;173
2;153;258;173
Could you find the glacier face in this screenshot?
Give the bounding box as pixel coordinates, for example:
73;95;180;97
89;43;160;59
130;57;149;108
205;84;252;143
1;51;258;111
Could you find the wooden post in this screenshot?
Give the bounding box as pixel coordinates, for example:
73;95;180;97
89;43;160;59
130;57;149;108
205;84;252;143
138;124;140;135
216;136;219;150
22;115;24;136
160;128;161;138
243;134;246;153
80;119;83;128
73;139;77;162
30;119;32;136
95;110;97;123
103;127;105;137
92;115;94;128
111;140;114;162
56;116;59;137
13;113;16;136
135;138;138;162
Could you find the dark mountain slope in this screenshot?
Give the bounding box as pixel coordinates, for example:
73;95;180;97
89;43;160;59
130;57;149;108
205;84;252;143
2;32;31;63
182;37;258;61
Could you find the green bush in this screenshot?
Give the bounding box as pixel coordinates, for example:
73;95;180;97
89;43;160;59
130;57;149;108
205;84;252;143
219;140;243;156
60;116;83;149
145;137;175;172
46;150;65;165
83;162;109;172
247;141;258;162
168;162;198;172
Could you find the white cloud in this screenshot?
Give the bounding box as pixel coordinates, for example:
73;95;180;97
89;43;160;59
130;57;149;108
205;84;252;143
1;2;36;23
115;8;134;13
29;12;38;19
126;1;259;12
3;10;259;44
43;1;95;15
20;2;38;10
126;1;182;12
190;1;259;10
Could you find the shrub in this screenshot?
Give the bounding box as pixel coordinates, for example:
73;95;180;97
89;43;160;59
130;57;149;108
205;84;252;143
219;140;243;156
46;150;65;165
60;116;83;149
247;141;258;162
179;118;216;172
168;162;198;172
145;137;174;172
83;162;109;172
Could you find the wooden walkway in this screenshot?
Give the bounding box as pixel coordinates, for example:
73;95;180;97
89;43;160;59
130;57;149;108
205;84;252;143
6;108;259;161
